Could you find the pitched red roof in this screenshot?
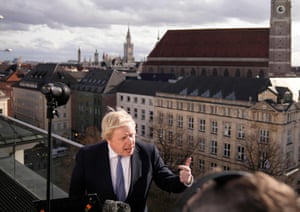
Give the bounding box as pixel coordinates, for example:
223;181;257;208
147;28;270;59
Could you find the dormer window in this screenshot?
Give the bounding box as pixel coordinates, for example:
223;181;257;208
283;91;292;103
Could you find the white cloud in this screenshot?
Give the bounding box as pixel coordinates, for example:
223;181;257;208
0;0;299;65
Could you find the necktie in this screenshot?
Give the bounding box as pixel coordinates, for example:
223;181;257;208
116;156;126;201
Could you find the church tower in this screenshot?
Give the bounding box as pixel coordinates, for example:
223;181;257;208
78;47;81;64
94;49;99;66
269;0;292;76
123;26;134;64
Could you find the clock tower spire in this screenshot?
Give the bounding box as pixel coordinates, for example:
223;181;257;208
269;0;293;76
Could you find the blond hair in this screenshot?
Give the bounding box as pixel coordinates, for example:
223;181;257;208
101;107;136;140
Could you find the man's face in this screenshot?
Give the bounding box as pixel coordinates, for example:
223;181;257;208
107;124;136;157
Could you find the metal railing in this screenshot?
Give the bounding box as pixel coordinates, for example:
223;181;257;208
0;115;83;200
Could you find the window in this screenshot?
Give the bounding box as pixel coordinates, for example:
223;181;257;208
177;115;183;128
157;99;163;107
199;159;205;172
210;162;217;169
167;100;172;108
223;108;231;116
287;129;292;145
149;111;153;121
149;127;153;138
199;119;206;132
177;134;183;146
210;140;217;155
141;98;146;104
198;104;206;113
210;106;217;114
223;166;230;171
224;123;231;137
149;99;153;106
188;135;194;147
187;103;194;111
158;129;163;141
141;125;145;136
168;114;173;126
134;97;138;103
262;112;272;122
158;112;164;124
211;121;218;134
199;138;205;152
224;143;231;158
127;96;131;102
134;108;138;118
188;117;194;130
141;110;145;120
237;124;245;139
237;145;245;161
167;131;173;144
259;129;269;144
259;151;268;169
127;107;131;114
120;95;124;101
177;101;183;110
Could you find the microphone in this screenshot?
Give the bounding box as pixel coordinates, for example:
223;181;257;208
102;200;131;212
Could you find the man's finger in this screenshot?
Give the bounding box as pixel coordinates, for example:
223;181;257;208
185;156;192;167
178;165;191;172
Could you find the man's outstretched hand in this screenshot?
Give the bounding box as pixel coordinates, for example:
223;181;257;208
178;157;193;186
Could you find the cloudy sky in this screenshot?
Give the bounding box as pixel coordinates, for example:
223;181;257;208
0;0;299;66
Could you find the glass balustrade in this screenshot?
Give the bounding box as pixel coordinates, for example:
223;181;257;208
0;115;83;200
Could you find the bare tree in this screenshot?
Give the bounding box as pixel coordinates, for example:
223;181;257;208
153;119;197;173
243;123;284;176
79;126;102;145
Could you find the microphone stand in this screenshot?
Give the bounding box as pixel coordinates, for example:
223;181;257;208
46;97;58;212
41;82;70;212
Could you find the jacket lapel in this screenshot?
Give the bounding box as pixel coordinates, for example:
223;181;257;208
127;146;142;198
98;142;116;198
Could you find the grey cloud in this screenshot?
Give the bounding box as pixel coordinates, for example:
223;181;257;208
0;0;272;30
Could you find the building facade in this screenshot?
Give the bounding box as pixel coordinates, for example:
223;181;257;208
71;68;126;138
116;80;170;143
12;63;75;138
115;75;300;191
143;0;294;77
0;90;9;116
152;76;300;190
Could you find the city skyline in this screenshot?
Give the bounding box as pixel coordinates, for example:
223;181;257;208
0;0;299;65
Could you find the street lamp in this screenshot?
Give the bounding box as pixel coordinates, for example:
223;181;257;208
0;15;3;20
1;48;12;52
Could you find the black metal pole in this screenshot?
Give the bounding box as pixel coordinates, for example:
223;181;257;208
46;100;55;212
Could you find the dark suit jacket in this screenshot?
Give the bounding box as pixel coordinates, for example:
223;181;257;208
69;141;187;212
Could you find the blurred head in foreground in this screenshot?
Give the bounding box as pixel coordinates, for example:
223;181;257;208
181;171;300;212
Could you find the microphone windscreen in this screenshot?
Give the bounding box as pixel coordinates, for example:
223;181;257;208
102;200;131;212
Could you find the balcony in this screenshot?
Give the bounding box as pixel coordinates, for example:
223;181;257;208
0;115;83;211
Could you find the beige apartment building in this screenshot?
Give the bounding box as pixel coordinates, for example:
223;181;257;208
152;76;300;191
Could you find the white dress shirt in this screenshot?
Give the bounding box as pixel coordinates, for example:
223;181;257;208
108;144;131;197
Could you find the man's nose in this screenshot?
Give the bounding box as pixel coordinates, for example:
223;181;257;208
127;136;134;144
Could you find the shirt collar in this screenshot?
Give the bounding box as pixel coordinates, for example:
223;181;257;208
107;143;118;160
107;143;131;160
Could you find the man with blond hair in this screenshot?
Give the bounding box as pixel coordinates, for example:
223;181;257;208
69;107;193;212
